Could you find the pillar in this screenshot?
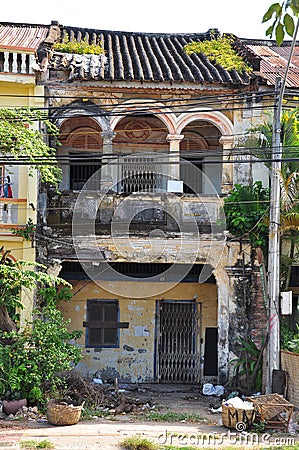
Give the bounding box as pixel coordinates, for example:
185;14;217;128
213;266;231;384
167;134;184;181
100;131;116;191
219;136;234;194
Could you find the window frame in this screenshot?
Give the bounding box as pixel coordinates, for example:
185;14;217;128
85;299;120;348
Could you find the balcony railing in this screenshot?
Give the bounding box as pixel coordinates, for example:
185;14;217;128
0;198;27;225
0;51;35;75
47;191;224;233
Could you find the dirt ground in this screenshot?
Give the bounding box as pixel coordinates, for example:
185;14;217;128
0;384;223;430
122;383;223;422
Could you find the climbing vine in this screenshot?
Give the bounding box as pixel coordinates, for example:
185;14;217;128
0;107;61;186
54;34;104;55
184;35;252;73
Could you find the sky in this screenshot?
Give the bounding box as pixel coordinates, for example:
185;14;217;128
2;0;276;40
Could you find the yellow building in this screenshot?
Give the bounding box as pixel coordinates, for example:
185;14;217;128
0;23;48;326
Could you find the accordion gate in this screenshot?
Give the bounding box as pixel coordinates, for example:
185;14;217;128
157;300;202;383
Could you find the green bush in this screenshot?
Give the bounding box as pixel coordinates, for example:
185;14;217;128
223;181;270;250
0;307;82;403
281;323;299;353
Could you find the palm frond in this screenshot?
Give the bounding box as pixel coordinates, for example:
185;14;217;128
278;171;299;209
280;211;299;234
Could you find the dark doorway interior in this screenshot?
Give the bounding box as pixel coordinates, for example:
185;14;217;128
203;327;218;376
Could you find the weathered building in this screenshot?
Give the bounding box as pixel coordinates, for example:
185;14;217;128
4;21;299;385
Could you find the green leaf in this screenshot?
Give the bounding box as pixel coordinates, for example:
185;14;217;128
266;24;275;36
284;13;295;36
276;22;285;45
290;0;299;15
262;3;282;22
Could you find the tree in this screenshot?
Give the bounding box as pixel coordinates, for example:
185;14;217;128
0;250;70;332
223;182;270;252
246;108;299;289
0;107;61;185
263;1;299;44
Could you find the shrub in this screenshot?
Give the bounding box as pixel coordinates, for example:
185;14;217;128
0;307;82;403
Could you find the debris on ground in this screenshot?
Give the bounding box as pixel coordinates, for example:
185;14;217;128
55;371;154;415
202;383;225;397
1;405;43;421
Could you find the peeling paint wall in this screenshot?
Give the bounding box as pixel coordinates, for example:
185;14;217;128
59;281;217;382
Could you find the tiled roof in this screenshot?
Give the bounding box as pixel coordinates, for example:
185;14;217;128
0;23;48;52
49;26;252;85
238;38;299;88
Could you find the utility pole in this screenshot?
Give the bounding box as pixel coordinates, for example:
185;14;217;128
266;18;299;394
266;77;282;394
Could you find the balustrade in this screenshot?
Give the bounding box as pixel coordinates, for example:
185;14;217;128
0;51;35;75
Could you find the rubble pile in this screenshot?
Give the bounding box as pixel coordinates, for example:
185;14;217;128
56;371;153;415
15;405;42;420
1;405;42;421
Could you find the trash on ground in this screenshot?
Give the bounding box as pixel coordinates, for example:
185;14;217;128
202;383;225;397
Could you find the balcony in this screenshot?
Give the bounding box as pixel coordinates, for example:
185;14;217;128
47;191;225;235
0;51;35;77
0;198;27;227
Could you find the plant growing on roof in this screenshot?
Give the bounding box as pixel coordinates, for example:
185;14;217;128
53;34;104;55
0;107;61;186
184;34;252;73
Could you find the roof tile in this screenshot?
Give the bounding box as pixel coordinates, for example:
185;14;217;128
49;26;251;85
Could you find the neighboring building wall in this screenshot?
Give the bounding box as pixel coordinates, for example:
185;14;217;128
0;69;43;327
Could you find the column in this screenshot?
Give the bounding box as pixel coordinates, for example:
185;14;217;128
166;134;184;182
213;266;231;385
100;131;115;191
219;136;234;194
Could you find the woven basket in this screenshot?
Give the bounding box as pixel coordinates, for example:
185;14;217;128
222;401;255;430
47;399;83;426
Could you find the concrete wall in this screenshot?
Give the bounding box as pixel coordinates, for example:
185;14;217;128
59;280;217;382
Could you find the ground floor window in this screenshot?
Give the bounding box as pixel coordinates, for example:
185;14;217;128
85;300;119;347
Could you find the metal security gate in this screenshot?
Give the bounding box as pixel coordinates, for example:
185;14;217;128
156;300;202;383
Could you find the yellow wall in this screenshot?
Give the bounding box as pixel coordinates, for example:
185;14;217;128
59;280;217;382
0;77;43;327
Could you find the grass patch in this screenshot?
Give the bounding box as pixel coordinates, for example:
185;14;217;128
163;446;299;450
143;410;204;422
122;436;158;450
81;406;118;420
20;440;55;449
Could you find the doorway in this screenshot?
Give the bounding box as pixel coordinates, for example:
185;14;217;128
156;300;202;383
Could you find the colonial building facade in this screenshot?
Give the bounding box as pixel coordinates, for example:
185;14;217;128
3;21;298;384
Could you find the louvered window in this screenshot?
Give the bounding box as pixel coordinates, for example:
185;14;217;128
85;300;119;347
